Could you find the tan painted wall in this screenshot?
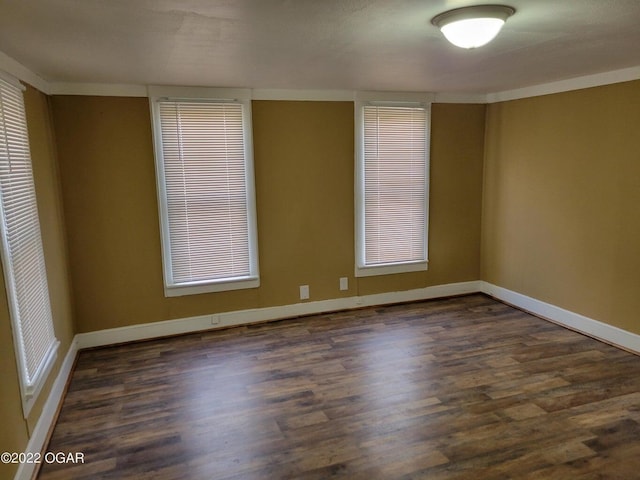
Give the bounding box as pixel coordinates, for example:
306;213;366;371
2;76;638;478
0;85;75;480
482;80;640;334
51;97;485;333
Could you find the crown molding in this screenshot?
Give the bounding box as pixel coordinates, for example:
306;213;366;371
251;88;355;101
2;50;640;103
0;51;50;94
433;92;487;104
485;65;640;103
50;82;147;97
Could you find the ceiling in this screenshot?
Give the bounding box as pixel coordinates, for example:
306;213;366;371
1;0;640;94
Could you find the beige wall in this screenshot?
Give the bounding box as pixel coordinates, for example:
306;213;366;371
252;101;356;305
4;76;639;479
482;80;640;334
51;97;486;333
0;85;75;480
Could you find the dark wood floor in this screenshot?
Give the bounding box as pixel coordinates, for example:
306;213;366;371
38;294;640;479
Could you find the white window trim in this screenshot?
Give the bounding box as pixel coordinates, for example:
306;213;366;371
0;71;59;417
148;87;260;297
354;91;433;278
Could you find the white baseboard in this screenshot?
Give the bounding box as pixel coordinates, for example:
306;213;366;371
75;280;483;349
14;338;78;480
480;281;640;354
15;279;640;480
11;280;480;480
74;281;640;355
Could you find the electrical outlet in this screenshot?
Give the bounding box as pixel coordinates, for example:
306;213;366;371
340;277;348;291
210;315;220;325
299;285;310;300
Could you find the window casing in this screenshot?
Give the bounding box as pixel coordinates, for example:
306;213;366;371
355;93;431;277
149;88;259;296
0;71;59;416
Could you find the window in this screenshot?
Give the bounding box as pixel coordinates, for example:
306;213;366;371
0;72;59;416
149;88;259;296
355;93;431;277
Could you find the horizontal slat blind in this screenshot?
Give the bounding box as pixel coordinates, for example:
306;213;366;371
157;101;251;285
0;76;58;395
363;105;427;266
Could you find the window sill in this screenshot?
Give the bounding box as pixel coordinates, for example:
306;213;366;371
165;277;260;297
355;261;428;278
22;339;59;418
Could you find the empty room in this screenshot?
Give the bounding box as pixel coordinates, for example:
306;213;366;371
1;1;640;479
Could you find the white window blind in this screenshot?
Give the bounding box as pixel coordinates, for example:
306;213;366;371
356;101;430;277
152;95;259;296
0;73;58;415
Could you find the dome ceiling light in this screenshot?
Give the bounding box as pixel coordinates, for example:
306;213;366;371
431;4;515;49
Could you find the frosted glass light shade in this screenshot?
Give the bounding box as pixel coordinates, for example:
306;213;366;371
441;17;505;48
432;5;515;49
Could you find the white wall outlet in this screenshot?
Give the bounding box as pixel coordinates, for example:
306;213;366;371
210;314;220;325
340;277;349;291
299;285;310;300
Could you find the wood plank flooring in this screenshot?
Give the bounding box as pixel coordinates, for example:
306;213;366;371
38;294;640;479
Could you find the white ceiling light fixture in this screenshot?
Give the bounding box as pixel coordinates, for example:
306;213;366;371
431;4;515;49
